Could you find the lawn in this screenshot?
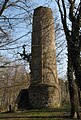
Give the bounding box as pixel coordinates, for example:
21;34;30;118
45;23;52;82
0;105;73;120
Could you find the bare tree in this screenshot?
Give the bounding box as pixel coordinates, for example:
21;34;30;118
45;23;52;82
0;57;30;111
0;0;33;70
54;0;81;118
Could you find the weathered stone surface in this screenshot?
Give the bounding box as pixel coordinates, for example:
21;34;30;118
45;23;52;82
29;6;61;108
29;84;60;108
16;89;30;110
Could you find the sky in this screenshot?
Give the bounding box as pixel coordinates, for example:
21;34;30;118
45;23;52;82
0;0;68;79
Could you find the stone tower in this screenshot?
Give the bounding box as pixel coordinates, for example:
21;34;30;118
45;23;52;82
29;6;61;108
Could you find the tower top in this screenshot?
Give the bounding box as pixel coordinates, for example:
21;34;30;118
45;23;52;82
34;6;52;13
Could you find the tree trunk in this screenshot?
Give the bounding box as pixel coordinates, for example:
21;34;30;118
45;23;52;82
68;48;80;119
71;20;81;105
72;47;81;105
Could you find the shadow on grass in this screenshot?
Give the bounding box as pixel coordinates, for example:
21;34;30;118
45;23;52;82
0;115;70;119
0;105;71;119
25;106;70;113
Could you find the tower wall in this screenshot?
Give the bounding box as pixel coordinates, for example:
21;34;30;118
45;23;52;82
29;6;61;108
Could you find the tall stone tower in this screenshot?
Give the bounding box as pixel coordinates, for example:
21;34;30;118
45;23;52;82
29;6;61;108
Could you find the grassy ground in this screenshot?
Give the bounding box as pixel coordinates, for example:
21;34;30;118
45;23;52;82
0;105;73;120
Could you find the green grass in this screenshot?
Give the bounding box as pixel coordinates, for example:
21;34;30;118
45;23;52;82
0;105;72;120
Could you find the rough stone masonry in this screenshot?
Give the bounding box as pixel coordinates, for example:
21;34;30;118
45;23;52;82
29;6;61;109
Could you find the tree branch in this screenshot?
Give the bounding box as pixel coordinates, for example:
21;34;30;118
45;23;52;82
68;0;75;21
61;0;66;23
0;0;10;16
77;1;81;28
55;0;70;37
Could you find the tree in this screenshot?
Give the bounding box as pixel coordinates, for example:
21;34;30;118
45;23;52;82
0;0;66;77
0;0;33;69
0;56;30;111
1;0;77;112
0;0;32;107
55;0;81;118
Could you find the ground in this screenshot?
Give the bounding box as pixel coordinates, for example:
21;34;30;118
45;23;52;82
0;104;74;120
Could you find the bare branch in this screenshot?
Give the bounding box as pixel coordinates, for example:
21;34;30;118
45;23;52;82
61;0;66;23
77;1;81;28
68;0;75;21
55;0;70;37
0;31;31;48
0;0;10;16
